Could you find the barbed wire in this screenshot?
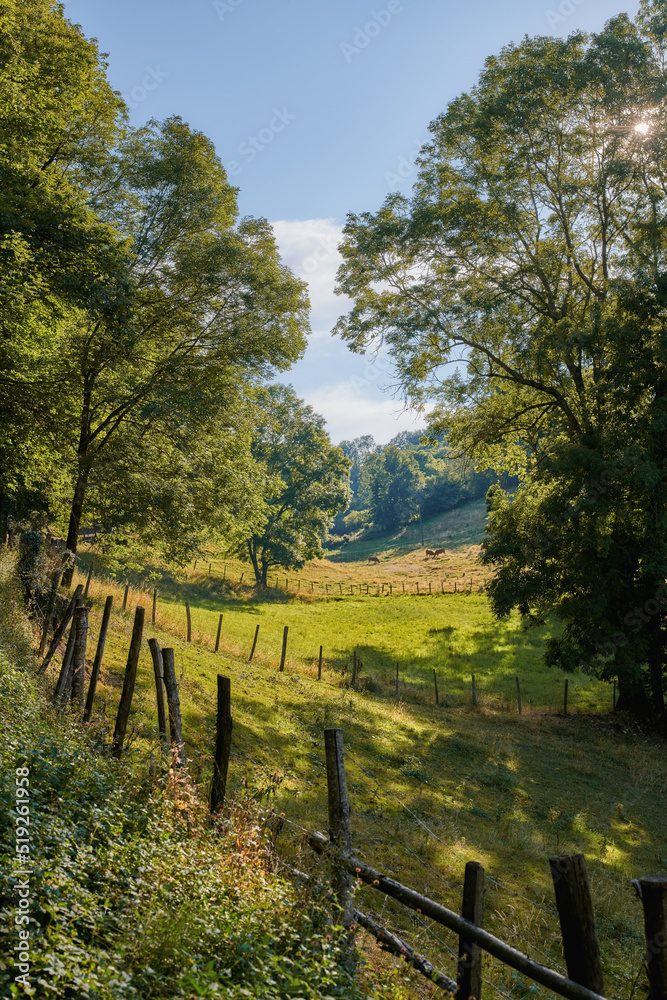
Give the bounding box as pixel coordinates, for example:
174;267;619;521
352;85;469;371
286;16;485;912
346;749;559;919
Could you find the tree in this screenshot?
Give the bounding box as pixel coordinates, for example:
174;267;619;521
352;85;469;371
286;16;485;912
360;446;424;532
44;116;309;583
231;386;351;586
334;5;667;719
0;0;129;532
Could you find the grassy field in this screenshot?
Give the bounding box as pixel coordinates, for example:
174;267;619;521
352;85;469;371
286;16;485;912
54;510;667;1000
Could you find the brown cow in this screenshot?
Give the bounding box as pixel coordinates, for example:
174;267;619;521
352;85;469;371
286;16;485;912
425;549;435;558
368;555;380;564
434;547;446;556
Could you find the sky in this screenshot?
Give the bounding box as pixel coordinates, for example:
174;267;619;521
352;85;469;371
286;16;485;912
63;0;637;445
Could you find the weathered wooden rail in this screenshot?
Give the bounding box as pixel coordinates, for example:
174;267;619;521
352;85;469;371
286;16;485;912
36;557;666;1000
307;728;667;1000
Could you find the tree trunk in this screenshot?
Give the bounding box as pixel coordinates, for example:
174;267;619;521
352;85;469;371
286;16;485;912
247;540;262;587
62;465;90;587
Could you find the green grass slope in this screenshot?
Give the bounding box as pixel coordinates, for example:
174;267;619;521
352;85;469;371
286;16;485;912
56;559;667;1000
0;555;422;1000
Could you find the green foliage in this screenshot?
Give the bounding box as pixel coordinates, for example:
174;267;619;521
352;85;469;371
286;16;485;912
360;447;424;532
335;433;495;535
231;386;351;585
334;6;667;717
0;564;363;999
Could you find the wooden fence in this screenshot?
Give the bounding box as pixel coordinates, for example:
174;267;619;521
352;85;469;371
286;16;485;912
37;584;667;1000
306;728;667;1000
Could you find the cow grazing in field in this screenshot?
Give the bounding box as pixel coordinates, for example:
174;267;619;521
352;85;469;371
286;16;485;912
368;555;380;564
434;547;446;556
425;549;435;558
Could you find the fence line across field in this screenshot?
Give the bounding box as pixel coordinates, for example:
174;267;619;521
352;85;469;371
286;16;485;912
34;577;667;1000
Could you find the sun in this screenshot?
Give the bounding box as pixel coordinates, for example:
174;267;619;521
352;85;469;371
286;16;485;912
634;122;650;136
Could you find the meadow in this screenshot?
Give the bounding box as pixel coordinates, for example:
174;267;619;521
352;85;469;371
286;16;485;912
57;506;667;1000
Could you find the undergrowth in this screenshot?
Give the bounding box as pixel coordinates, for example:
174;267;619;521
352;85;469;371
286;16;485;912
0;555;413;1000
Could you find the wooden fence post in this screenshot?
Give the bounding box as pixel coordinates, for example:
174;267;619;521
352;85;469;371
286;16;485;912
39;584;83;675
161;647;186;767
549;854;604;993
83;595;113;723
185;601;192;642
318;645;323;681
152;588;157;625
147;638;168;749
248;624;259;662
70;605;89;711
457;861;485;1000
111;607;145;758
210;675;232;813
638;876;667;1000
324;728;355;962
52;595;82;704
122;582;129;612
279;626;288;672
215;613;223;652
433;669;439;706
39;569;62;657
516;676;522;715
472;674;477;706
83;563;93;598
564;679;569;716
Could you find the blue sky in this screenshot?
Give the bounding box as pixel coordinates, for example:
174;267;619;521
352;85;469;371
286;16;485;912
64;0;636;444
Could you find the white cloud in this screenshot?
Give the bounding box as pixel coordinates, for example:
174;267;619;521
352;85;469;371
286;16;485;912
271;218;351;337
302;379;431;446
271;218;431;443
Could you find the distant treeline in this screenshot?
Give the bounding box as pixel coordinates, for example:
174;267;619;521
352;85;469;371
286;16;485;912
332;431;511;536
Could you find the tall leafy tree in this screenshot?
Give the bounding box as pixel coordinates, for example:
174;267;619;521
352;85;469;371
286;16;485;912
0;0;129;530
48;116;309;582
335;5;667;719
232;386;351;586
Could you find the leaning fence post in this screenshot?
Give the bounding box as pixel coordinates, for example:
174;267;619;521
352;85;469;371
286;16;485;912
279;625;288;672
161;647;185;767
111;607;145;758
52;595;82;703
84;595;113;723
324;728;355;965
637;876;667;1000
122;582;129;612
39;584;83;675
39;569;61;658
549;853;604;993
210;675;233;814
152;587;157;625
83;563;93;598
215;613;223;653
185;601;192;642
248;624;259;663
318;645;323;681
70;605;89;711
457;860;485;1000
147;638;168;749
